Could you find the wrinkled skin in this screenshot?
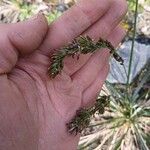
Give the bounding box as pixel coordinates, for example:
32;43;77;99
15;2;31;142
0;0;127;149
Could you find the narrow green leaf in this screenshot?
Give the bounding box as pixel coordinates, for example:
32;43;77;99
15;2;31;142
142;108;150;117
106;81;124;99
133;62;150;102
113;133;126;150
134;125;149;150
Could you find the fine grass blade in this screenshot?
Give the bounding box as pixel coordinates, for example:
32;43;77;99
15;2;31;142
132;60;150;102
134;125;149;150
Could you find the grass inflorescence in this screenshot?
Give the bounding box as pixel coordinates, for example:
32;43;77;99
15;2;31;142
48;36;124;78
67;96;110;135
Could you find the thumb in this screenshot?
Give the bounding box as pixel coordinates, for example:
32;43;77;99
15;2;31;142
0;13;48;74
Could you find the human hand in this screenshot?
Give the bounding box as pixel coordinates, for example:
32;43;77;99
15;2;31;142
0;0;127;149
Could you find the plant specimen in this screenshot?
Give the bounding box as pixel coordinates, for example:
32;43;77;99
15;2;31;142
66;96;110;135
48;35;124;78
48;36;124;134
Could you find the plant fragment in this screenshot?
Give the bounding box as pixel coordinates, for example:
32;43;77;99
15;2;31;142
48;35;124;78
66;96;110;135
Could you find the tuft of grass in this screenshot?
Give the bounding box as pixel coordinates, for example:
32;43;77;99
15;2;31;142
78;67;150;149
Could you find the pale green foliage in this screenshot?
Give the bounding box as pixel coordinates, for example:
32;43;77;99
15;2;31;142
127;0;149;12
45;10;61;24
0;0;62;23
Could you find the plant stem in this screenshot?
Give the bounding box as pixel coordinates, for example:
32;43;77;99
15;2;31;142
126;0;139;96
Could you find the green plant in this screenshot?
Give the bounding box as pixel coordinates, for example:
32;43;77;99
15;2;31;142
45;10;62;24
19;2;37;21
0;0;35;22
78;62;150;149
127;0;148;12
0;0;62;23
125;0;149;38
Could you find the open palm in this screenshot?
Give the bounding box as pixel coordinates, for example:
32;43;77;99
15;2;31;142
0;0;127;149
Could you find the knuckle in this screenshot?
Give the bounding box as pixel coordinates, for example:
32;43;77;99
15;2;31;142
117;0;128;16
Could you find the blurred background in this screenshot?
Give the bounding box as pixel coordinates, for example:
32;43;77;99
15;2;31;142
0;0;149;149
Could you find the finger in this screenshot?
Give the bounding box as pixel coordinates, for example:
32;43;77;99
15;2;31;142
84;0;128;38
39;0;112;54
0;13;48;74
63;0;127;75
72;26;126;91
82;64;109;107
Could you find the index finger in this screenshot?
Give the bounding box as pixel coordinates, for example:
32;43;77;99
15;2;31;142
39;0;112;55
